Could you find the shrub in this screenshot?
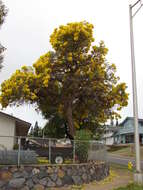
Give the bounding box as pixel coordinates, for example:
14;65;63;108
13;144;19;150
64;159;72;164
74;130;92;163
38;157;49;164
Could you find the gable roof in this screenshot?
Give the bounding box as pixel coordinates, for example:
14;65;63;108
114;125;143;136
119;117;143;127
0;111;31;128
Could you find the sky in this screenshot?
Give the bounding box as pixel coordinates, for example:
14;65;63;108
0;0;143;127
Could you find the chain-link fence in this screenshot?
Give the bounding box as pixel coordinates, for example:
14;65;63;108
0;136;107;166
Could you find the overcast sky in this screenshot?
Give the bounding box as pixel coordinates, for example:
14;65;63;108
0;0;143;127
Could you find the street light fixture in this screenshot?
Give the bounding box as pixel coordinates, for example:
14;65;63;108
129;0;143;183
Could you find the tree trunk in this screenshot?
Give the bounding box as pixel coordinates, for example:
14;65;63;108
66;103;75;138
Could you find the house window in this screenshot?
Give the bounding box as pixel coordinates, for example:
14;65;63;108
125;134;134;143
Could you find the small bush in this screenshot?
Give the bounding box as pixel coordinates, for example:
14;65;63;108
13;144;19;150
64;159;72;164
74;130;92;163
38;157;49;164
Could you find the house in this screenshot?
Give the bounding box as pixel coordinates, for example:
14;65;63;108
0;111;31;150
114;117;143;144
102;125;118;145
102;117;143;145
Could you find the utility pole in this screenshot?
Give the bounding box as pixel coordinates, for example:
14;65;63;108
129;0;143;183
42;128;45;139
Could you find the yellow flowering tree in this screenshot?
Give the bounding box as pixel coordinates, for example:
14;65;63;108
0;0;8;70
0;21;128;137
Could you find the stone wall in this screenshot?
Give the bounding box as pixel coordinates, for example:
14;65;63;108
0;161;109;189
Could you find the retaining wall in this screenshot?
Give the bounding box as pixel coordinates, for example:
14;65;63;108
0;161;109;189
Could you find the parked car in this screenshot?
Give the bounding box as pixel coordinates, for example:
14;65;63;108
24;138;73;164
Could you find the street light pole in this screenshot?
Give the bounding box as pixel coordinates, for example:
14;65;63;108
129;0;143;182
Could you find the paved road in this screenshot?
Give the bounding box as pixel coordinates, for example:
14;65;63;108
107;154;143;169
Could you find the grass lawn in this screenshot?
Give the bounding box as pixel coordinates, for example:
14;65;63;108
113;183;143;190
108;146;143;160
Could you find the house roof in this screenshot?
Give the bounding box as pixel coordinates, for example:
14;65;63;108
0;111;31;128
119;117;143;126
114;126;143;136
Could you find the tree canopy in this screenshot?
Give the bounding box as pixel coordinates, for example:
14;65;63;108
0;0;7;70
43;114;66;139
0;21;128;137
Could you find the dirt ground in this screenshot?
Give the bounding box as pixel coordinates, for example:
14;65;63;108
52;165;133;190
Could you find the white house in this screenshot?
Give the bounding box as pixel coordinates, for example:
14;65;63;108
102;126;118;145
0;111;31;150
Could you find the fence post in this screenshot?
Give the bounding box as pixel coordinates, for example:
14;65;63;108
18;137;21;167
73;140;75;163
104;143;107;162
49;138;51;164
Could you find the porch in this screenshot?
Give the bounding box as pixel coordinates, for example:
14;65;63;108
115;134;143;144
